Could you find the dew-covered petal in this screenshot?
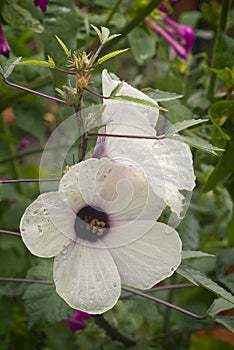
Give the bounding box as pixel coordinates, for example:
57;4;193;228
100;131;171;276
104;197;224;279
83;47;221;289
59;163;86;212
53;239;121;314
20;192;75;257
102;69;159;128
150;138;195;191
109;222;182;289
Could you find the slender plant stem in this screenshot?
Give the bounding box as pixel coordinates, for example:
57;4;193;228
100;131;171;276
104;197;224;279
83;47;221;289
0;74;51;112
88;132;165;140
0;277;53;285
121;286;207;320
0;229;21;237
163;274;176;335
0;178;61;184
207;0;232;99
0;114;23;194
3;77;70;105
103;0;123;27
120;283;195;300
0;276;206;320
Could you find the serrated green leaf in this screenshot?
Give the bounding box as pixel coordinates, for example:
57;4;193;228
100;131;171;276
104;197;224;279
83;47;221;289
2;0;44;33
98;48;129;64
177;265;234;304
101;26;110;43
109;82;124;97
142;89;183;101
110;95;166;110
17;59;55;68
23;284;73;328
166;119;208;136
55;35;71;57
91;24;102;42
182;251;215;259
208;298;234;317
168;135;224;156
2;56;22;78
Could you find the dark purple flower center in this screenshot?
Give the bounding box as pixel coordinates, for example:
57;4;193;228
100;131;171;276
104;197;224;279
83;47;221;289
75;206;110;241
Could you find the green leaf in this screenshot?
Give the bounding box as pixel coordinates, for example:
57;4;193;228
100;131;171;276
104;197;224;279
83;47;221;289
182;251;215;259
203;137;234;192
2;0;44;33
110;95;166;110
161;99;194;123
167;134;224;156
211;67;234;89
17;59;55;68
166;119;208;136
98;49;129;64
209;100;234;140
55;35;71;57
101;26;110;43
109;82;124;97
212;316;234;333
208;298;234;317
23;284;73;328
213;32;234;69
0;57;22;78
128;26;156;65
41;0;79;87
91;24;102;42
142;89;183;101
177;265;234;304
23;259;73;328
106;33;121;43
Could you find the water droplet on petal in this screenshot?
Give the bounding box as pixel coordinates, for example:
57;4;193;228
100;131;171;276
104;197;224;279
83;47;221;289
38;225;43;235
33;209;39;215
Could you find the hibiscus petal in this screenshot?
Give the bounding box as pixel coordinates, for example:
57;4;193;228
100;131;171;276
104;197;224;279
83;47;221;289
53;239;121;314
102;69;159;128
97;135;194;217
20;192;75;257
151;138;195;190
109;222;182;289
59;163;86;212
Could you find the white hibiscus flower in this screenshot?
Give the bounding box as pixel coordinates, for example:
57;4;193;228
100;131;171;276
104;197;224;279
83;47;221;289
20;158;182;314
93;70;195;217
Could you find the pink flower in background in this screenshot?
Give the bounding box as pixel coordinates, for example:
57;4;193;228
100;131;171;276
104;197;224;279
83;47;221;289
16;138;30;153
163;16;194;54
65;310;90;332
0;26;11;58
145;15;194;60
34;0;48;12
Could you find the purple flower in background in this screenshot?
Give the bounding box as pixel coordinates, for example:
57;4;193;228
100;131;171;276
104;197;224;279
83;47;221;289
34;0;48;12
65;310;90;332
0;26;11;58
145;15;194;60
163;16;194;54
16;137;30;153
